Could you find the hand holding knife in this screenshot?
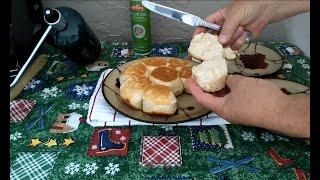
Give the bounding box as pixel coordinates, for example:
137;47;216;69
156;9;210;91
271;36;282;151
141;0;252;42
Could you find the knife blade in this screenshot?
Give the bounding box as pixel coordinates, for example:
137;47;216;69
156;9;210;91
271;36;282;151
141;0;252;42
142;0;220;30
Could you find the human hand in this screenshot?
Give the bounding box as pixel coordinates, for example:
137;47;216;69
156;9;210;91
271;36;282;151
187;75;310;138
194;1;310;50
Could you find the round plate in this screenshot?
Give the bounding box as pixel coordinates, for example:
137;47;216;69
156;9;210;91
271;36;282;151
227;42;284;76
102;57;211;124
267;79;310;97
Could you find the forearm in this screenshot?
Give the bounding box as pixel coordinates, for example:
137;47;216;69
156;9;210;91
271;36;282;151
264;1;310;23
266;96;310;138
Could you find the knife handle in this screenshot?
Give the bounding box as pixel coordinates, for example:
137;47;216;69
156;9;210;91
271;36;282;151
201;20;252;43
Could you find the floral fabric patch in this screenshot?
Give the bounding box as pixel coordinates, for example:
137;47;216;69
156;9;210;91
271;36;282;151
87;128;130;157
140;136;182;167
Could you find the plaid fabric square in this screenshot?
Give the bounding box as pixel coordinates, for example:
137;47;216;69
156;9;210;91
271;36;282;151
10;100;36;123
140;136;182;167
10;152;58;180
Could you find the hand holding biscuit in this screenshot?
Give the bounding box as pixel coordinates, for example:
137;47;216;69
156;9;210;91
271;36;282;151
187;76;310;138
194;1;310;50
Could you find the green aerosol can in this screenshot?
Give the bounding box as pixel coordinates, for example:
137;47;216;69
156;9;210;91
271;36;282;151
130;0;152;55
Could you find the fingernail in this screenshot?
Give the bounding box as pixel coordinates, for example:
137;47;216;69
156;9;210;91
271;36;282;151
219;35;229;44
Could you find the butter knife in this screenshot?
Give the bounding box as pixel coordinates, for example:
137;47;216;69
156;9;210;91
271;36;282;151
141;0;252;42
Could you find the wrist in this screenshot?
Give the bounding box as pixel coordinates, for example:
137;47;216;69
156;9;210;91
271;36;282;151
265;96;310;138
265;1;310;23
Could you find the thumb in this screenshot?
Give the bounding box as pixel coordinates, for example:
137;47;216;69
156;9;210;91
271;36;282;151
219;14;241;45
187;79;226;113
225;74;244;87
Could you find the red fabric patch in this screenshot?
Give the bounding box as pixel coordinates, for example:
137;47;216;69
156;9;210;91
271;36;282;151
87;128;130;157
293;168;307;180
140;136;182;167
268;148;294;167
10;99;36;123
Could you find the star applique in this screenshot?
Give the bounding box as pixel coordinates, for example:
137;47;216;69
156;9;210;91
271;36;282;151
44;139;58;148
81;74;88;78
61;138;75;147
56;76;65;81
28;138;42;147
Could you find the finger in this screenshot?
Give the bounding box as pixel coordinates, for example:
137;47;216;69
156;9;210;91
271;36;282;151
206;29;214;34
219;13;241;45
244;17;269;40
228;26;244;46
187;79;226;113
194;9;225;37
225;75;244;87
204;9;225;25
230;32;247;50
193;27;207;37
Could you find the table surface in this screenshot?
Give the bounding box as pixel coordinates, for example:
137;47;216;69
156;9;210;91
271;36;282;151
10;41;310;180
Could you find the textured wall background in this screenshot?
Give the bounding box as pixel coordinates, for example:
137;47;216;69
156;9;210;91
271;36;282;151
42;0;310;56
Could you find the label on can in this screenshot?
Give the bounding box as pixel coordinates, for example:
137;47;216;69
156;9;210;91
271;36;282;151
130;0;152;55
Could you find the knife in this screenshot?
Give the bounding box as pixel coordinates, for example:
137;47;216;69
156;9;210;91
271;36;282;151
141;0;252;42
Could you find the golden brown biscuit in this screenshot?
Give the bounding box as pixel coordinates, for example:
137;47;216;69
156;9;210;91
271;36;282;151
149;67;184;96
120;62;148;84
166;58;192;71
192;58;228;92
142;84;177;115
120;76;151;109
142;57;168;72
179;66;193;94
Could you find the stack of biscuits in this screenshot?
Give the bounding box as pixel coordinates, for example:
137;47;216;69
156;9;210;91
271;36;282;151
188;32;237;92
